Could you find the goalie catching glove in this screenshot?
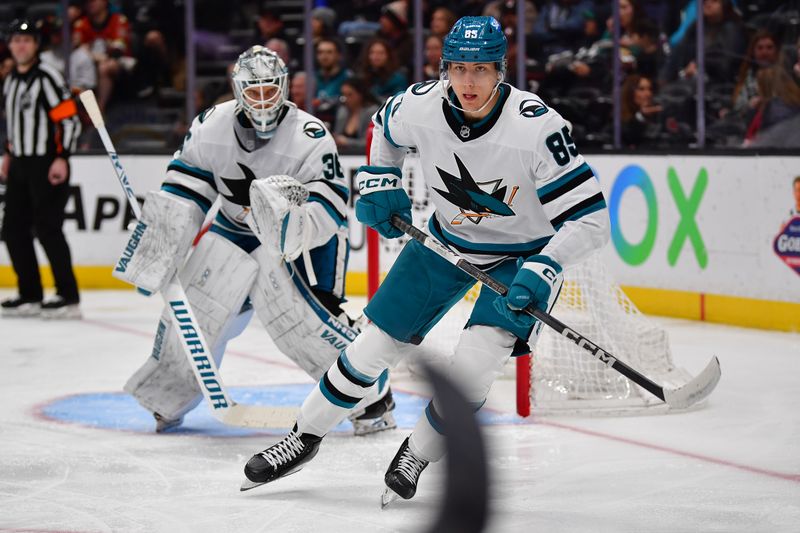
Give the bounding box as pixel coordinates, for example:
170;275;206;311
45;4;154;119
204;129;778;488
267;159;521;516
247;175;312;262
355;166;411;239
113;190;205;294
493;254;563;328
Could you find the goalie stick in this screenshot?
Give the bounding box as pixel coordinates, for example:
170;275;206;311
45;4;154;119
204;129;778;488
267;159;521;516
79;90;297;429
390;214;721;410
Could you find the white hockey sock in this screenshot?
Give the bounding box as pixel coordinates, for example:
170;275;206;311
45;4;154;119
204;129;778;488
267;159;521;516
408;325;516;462
297;323;405;436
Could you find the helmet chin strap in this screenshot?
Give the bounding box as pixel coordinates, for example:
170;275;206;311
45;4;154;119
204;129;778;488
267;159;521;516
440;78;502;115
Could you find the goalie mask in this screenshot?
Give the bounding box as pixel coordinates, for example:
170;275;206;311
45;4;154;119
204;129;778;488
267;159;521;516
232;45;289;139
440;16;507;114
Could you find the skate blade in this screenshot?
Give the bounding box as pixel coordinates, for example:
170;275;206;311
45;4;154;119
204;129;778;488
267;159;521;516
240;479;267;492
381;487;401;509
239;465;303;492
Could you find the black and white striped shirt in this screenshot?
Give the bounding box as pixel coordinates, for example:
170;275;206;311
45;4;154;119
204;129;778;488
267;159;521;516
2;60;81;158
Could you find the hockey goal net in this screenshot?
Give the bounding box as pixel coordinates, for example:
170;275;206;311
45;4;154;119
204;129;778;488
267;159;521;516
366;223;694;416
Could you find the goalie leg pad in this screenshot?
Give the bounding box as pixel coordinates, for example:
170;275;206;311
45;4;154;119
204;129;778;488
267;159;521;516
249;244;359;380
409;325;516;463
124;232;259;421
113;190;206;294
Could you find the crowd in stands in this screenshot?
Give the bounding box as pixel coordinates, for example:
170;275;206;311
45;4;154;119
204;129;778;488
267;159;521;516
1;0;799;153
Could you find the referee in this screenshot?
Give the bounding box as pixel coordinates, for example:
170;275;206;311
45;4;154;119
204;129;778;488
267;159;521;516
1;20;82;318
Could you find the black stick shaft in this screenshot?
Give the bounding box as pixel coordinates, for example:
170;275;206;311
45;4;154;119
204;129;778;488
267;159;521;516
391;215;666;403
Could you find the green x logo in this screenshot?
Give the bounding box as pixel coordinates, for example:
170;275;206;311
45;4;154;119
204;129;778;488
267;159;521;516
667;167;708;268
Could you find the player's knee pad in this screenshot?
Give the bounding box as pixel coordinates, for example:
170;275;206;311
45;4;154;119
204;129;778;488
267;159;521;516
124;232;259;420
248;244;359;380
113;190;206;294
450;325;517;405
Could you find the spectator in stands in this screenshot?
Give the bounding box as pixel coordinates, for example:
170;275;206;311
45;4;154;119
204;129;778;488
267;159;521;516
743;64;800;146
484;1;537;37
378;1;412;67
310;7;337;45
290;71;307;111
129;1;185;99
314;38;351;128
628;18;663;80
251;6;301;62
530;0;594;62
660;0;745;87
37;16;96;95
266;37;295;72
72;0;133;112
358;38;408;101
621;74;663;147
253;7;290;46
601;0;645;48
423;35;443;80
791;37;800;84
429;7;457;39
728;30;780;118
332;77;379;154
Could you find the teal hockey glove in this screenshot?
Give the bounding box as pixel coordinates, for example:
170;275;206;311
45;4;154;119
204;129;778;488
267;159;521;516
355;165;412;239
493;255;563;328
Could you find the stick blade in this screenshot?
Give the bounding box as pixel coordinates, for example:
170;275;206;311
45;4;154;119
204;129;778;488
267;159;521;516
221;403;298;429
663;356;721;409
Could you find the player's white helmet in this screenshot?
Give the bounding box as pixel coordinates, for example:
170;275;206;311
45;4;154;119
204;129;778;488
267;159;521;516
232;45;289;139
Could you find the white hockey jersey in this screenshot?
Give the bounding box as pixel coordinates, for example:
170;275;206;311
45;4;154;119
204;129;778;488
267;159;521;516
368;81;609;268
162;100;350;295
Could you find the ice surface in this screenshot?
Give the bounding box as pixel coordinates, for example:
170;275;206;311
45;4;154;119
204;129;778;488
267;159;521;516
1;289;798;532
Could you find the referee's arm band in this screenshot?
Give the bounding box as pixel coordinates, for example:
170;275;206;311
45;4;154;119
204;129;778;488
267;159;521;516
48;99;79;122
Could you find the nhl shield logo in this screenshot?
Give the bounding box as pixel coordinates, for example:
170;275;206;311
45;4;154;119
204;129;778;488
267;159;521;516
459;125;470;138
774;216;800;276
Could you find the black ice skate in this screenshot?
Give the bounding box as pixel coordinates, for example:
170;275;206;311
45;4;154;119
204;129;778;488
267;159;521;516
241;424;322;491
41;296;81;319
349;388;397;436
1;296;41;317
381;436;429;508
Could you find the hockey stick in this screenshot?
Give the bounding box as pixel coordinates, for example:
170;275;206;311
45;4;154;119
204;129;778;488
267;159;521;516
390;215;721;410
79;90;297;428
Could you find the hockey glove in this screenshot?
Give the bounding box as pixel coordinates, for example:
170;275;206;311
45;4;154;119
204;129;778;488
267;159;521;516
355;165;411;239
493;255;563;329
248;175;311;262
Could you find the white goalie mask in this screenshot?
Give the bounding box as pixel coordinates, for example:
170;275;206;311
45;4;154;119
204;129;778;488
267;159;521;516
232;45;289;139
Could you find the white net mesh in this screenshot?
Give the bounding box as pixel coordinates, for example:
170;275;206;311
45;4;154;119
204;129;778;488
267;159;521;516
529;253;692;414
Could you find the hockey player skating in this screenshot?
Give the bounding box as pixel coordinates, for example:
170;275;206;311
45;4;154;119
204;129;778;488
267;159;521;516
116;45;395;435
242;17;610;503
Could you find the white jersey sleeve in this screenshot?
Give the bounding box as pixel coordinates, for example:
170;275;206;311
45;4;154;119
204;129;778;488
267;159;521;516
367;89;415;169
531;112;610;268
161;108;219;215
290;116;349;249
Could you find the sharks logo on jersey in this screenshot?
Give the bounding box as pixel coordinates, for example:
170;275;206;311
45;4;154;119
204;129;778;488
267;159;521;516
220;162;257;207
433;154;518;225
